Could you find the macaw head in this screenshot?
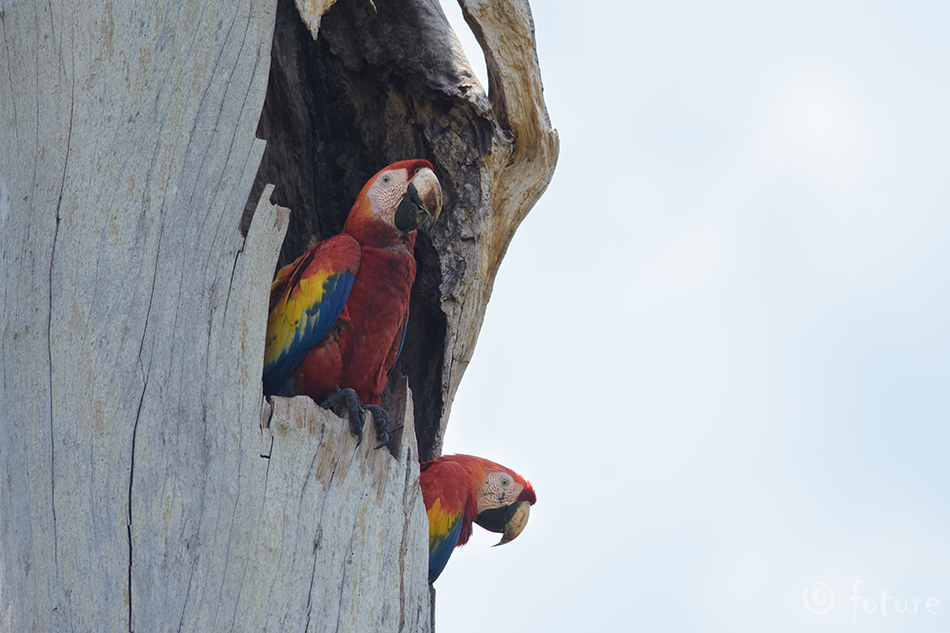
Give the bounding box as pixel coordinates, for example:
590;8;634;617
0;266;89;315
445;454;537;547
344;159;442;245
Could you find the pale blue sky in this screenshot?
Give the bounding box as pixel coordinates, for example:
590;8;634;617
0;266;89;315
438;1;949;631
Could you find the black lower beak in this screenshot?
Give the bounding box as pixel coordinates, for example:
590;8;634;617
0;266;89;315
475;501;531;546
474;504;520;534
394;183;426;232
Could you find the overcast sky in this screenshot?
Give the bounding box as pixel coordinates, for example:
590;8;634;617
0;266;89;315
435;1;950;631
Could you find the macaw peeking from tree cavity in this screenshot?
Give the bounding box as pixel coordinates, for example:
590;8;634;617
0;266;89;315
262;159;442;448
420;454;537;583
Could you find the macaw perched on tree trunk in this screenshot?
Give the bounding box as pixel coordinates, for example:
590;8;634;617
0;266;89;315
420;454;537;583
263;159;442;447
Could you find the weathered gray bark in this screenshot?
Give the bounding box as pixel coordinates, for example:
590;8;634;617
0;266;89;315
0;0;555;629
256;376;430;632
0;0;282;628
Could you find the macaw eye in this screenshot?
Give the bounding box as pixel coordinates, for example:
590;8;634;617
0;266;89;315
413;167;421;174
501;477;510;487
381;175;392;184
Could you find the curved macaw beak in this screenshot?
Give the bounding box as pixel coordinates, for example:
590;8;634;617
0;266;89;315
394;167;442;232
474;500;531;547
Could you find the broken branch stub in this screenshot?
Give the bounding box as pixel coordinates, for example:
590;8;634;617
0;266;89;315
253;377;431;632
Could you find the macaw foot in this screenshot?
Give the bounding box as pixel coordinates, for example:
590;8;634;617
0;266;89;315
320;388;390;449
362;404;391;450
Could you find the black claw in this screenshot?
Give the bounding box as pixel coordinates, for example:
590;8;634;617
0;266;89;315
320;387;366;446
363;405;390;449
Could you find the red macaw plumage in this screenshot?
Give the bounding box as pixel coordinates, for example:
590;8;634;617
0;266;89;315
420;454;537;583
263;160;442;445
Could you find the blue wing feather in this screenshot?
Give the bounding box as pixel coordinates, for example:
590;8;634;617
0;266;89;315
262;268;355;396
428;514;463;583
393;317;409;367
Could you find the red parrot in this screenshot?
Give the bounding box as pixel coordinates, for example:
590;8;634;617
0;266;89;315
420;454;537;583
263;160;442;446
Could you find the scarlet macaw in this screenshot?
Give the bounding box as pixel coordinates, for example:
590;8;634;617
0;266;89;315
263;160;442;446
420;454;537;583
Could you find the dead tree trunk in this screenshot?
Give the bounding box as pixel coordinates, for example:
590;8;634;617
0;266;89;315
0;0;555;630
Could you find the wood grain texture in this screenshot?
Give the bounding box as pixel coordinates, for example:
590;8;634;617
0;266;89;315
253;378;430;632
0;0;279;626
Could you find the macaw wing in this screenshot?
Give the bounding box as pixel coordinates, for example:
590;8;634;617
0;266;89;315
262;235;361;396
427;507;463;583
420;460;477;583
